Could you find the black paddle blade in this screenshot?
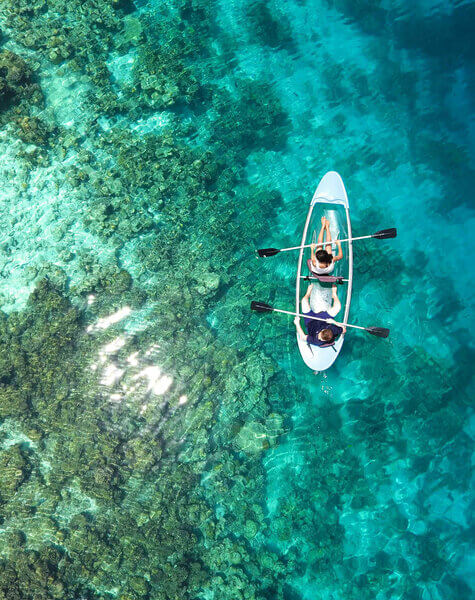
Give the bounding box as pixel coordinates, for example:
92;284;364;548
251;301;273;313
373;228;397;240
257;247;280;257
367;327;390;338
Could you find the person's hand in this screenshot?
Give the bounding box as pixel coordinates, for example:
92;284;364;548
321;216;326;226
325;219;330;230
342;325;347;334
311;242;316;252
294;316;300;325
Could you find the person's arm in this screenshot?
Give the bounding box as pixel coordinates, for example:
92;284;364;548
294;317;308;341
310;242;317;266
333;239;343;263
324;221;333;254
316;217;326;250
327;319;346;335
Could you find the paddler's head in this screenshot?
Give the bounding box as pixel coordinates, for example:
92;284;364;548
316;249;333;268
318;329;335;343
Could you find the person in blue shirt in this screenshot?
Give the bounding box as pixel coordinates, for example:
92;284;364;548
294;283;346;346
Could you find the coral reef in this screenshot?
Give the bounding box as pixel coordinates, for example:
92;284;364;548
15;116;51;145
247;0;295;51
208;79;290;155
0;50;42;119
0;444;31;503
131;41;201;110
0;0;125;66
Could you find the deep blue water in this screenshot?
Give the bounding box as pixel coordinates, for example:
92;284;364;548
0;0;473;599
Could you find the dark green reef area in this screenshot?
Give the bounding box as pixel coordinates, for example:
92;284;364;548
0;0;474;599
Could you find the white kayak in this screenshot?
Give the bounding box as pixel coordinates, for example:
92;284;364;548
295;172;353;371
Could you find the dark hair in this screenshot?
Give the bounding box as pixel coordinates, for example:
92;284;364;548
320;329;334;342
316;249;333;266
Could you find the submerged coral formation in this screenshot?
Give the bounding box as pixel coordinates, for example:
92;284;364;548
0;0;473;598
0;1;294;596
0;50;42;119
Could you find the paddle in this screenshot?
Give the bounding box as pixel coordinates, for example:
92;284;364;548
250;301;390;338
257;228;397;257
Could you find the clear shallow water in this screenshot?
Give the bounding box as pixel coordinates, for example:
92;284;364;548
0;1;473;599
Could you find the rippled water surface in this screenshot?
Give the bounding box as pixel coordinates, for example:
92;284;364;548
0;0;473;598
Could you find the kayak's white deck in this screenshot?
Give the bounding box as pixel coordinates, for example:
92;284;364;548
295;171;352;372
312;170;350;209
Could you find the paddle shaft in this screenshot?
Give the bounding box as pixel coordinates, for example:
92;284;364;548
270;306;366;331
300;276;349;282
277;233;374;253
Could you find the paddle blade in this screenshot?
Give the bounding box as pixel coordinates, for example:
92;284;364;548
251;301;273;313
366;327;390;338
373;228;397;240
257;247;280;257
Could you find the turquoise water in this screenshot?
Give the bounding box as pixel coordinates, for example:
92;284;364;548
0;0;474;598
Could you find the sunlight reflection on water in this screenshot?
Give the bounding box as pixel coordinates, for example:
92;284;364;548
86;307;175;409
86;306;132;332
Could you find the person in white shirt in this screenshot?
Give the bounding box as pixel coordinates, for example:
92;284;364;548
310;216;343;275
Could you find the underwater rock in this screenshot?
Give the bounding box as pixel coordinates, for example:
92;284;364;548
243;519;258;539
0;50;42;115
196;271;220;295
232;421;269;454
120;15;144;46
72;261;133;298
0;342;14;383
15;116;51;146
5;529;27;548
132;42;200;110
0;387;29;419
123;436;162;472
247;0;295;51
0;444;30;503
264;412;284;442
108;268;133;294
273;516;291;541
209;79;290;154
112;0;137;14
129;575;149;596
225;370;249;395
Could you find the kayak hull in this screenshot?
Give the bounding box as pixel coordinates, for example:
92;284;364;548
295;172;353;372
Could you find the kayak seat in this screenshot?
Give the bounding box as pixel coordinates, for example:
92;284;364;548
320;342;336;349
309;340;335;349
306;260;344;284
